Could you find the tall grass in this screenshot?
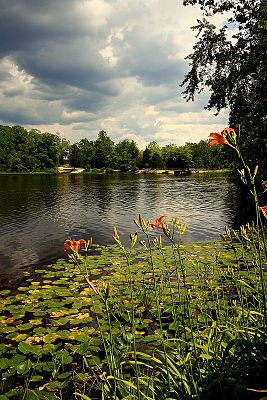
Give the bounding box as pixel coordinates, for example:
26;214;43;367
68;212;266;400
69;126;267;399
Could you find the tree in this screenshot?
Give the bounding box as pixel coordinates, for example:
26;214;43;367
142;141;164;169
114;139;139;172
68;144;82;168
77;138;95;169
181;0;266;178
162;144;178;168
92;131;114;168
35;133;61;168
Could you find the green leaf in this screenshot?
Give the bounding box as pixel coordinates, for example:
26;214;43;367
199;353;213;360
18;341;33;354
16;359;32;375
30;375;44;382
18;323;33;331
0;358;10;370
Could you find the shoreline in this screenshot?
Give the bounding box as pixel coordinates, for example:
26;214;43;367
0;168;231;175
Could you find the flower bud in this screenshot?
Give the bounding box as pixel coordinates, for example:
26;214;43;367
105;283;111;299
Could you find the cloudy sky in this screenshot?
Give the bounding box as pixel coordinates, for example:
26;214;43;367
0;0;229;149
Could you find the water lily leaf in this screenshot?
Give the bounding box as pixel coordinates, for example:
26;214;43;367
16;359;32;375
18;342;32;354
36;361;54;372
56;351;73;365
29;375;43;382
18;323;33;331
46;381;68;389
0;358;10;370
10;354;26;364
56;317;70;325
43;333;58;343
56;330;70;339
8;333;27;341
25;390;60;399
58;371;72;379
0;290;10;295
18;342;42;356
0;326;17;334
76;342;90;355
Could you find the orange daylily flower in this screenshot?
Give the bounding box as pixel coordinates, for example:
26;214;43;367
64;239;86;252
208;130;229;148
221;127;235;136
149;215;167;229
259;205;267;213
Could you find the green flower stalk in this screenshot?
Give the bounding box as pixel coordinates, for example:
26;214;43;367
208;126;267;328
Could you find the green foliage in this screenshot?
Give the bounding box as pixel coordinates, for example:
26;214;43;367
114;139;139;172
0;221;266;399
68;144;82;168
0;125;234;173
0;126;61;172
181;0;266;179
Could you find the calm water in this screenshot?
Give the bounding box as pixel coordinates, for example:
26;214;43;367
0;173;242;276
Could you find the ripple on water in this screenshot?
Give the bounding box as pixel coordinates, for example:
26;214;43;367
0;173;240;275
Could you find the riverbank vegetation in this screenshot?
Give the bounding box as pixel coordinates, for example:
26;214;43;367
0;125;233;174
1;125;265;399
0;216;266;400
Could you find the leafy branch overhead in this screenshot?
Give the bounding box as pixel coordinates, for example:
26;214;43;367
182;0;265;118
181;0;266;180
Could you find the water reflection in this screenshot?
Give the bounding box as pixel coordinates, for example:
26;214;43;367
0;173;244;276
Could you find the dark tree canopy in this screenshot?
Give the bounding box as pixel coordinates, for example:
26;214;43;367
0;125;234;173
182;0;265;119
181;0;266;179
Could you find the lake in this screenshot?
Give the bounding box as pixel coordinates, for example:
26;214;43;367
0;173;243;277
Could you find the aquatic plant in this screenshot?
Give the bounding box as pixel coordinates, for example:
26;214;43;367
0;127;266;399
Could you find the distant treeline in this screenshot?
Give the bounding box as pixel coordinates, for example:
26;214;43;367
0;125;233;173
0;125;68;172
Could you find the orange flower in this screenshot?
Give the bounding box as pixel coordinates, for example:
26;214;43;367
149;215;167;229
64;239;86;252
221;127;235;136
208;131;229;148
259;205;267;213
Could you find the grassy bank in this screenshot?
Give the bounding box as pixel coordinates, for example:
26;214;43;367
0;220;266;400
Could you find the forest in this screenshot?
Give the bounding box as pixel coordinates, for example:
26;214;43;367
0;125;232;173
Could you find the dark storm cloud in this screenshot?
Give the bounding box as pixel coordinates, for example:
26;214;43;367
0;0;118;97
0;0;97;53
115;27;185;87
0;0;228;145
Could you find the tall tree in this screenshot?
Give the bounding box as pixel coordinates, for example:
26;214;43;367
142;141;164;168
69;144;82;168
114;139;139;172
92;131;114;168
78;138;95;169
181;0;266;178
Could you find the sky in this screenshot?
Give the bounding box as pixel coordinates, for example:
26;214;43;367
0;0;229;149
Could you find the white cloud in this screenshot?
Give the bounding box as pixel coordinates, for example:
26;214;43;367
0;0;229;148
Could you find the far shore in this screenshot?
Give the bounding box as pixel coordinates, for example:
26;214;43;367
0;168;231;175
